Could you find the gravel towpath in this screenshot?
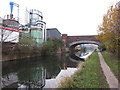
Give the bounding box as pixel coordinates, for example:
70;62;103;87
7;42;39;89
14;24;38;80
98;52;119;89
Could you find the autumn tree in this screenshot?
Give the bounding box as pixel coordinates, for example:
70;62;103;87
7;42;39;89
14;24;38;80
97;2;120;56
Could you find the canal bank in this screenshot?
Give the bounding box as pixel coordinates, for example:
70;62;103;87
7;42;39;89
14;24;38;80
1;38;64;61
98;52;119;88
1;48;63;62
1;54;41;61
1;43;97;89
59;51;120;89
59;52;109;88
101;51;119;81
44;51;94;88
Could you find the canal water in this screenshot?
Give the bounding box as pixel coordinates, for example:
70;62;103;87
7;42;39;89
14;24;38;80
2;44;97;88
2;54;82;88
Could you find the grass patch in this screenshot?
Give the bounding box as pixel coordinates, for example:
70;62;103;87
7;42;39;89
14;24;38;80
59;52;109;88
101;51;119;81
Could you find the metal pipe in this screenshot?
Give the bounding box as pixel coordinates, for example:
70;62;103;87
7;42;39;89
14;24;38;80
0;26;23;33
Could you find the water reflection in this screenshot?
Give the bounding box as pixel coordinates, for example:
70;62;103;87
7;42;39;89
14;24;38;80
2;54;80;88
74;44;98;59
69;52;85;61
2;44;98;88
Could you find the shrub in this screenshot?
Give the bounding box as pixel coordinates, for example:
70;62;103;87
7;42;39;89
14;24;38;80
41;38;63;55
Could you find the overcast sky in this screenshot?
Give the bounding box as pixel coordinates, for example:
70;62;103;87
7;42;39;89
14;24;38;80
0;0;119;36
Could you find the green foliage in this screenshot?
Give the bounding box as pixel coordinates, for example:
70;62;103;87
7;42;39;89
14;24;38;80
97;2;120;56
59;53;108;88
15;37;37;55
98;43;106;51
41;38;63;55
15;37;63;56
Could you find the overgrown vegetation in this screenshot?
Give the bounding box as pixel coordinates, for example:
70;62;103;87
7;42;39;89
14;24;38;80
59;52;109;88
3;36;64;59
15;37;41;56
97;2;120;57
11;38;63;57
101;51;119;81
41;38;63;55
98;44;106;51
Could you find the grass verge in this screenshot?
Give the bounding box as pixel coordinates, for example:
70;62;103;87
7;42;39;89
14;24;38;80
59;52;109;88
101;51;119;81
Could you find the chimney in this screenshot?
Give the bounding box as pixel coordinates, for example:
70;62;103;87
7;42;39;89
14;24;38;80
10;14;13;19
7;15;9;19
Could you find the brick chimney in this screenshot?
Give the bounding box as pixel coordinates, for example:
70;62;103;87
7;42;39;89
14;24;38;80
62;34;68;42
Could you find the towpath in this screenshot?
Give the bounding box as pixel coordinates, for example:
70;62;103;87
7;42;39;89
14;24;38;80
98;52;119;89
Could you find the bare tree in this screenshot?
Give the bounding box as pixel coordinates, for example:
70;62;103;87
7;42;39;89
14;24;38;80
0;26;19;43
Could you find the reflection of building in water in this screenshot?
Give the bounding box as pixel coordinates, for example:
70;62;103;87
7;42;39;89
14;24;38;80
2;67;46;88
2;58;46;88
2;54;80;88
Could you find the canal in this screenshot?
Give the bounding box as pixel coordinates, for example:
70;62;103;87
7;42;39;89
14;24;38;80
2;44;98;88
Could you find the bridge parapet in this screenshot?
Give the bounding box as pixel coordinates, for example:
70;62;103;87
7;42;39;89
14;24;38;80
61;34;100;48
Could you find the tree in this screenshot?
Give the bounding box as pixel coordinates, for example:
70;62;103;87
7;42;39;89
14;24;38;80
41;38;63;55
97;1;120;56
16;36;34;55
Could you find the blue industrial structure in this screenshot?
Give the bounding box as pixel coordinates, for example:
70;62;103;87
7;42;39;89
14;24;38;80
10;2;14;14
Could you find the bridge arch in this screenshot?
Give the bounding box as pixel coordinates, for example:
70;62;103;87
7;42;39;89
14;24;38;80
69;40;100;48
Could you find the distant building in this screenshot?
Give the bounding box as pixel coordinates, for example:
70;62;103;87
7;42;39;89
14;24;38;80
20;9;47;45
47;28;61;39
3;19;19;30
0;16;19;43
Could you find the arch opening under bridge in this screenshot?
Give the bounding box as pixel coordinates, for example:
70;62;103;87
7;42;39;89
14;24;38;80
69;40;100;49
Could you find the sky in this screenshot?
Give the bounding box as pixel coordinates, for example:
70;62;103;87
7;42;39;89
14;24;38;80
0;0;119;36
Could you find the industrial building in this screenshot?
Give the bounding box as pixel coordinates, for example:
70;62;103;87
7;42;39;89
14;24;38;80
0;16;19;43
20;9;47;45
0;1;47;45
0;1;64;46
47;28;61;39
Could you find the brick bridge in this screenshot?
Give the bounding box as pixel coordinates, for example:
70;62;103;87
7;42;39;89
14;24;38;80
61;34;100;48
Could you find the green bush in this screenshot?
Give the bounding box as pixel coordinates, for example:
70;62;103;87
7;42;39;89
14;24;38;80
41;38;63;55
98;44;106;51
15;37;35;55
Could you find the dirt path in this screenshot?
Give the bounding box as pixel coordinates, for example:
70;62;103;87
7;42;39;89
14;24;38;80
98;52;119;89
